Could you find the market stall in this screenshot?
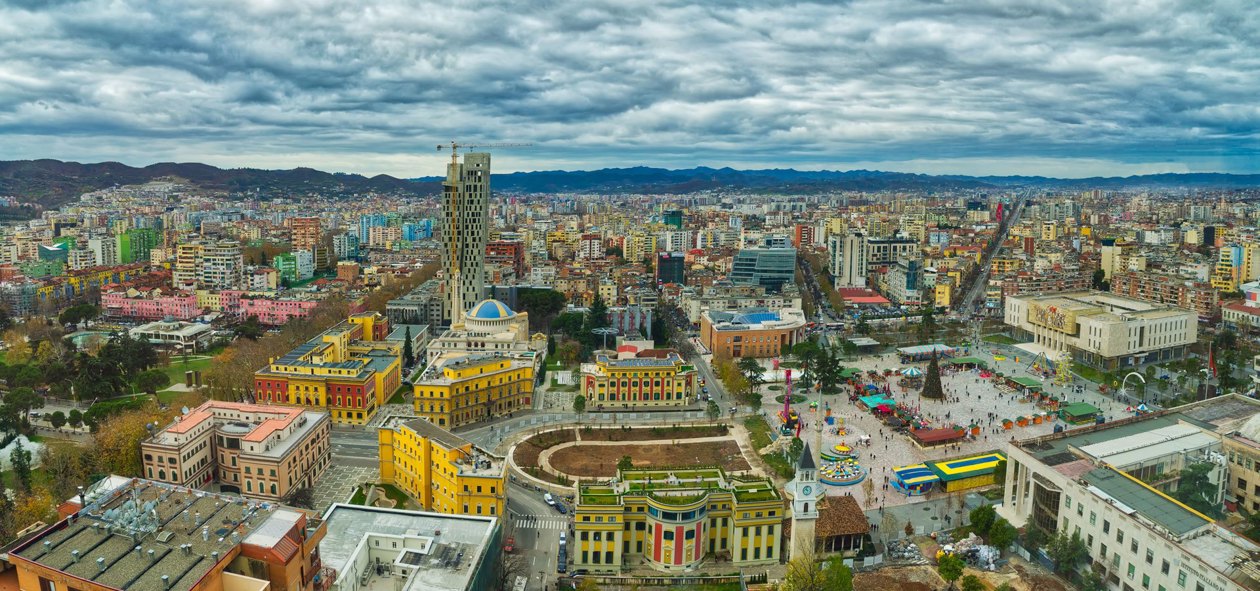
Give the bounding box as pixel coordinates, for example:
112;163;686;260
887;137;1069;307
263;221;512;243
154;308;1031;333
926;452;1007;492
945;356;988;370
1059;402;1102;425
911;427;967;449
897;344;958;363
891;463;940;496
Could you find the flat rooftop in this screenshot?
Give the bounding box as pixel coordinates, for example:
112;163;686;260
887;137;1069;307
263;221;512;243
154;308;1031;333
1180;527;1260;589
320;505;497;591
704;307;806;331
413;353;530;385
1078;423;1219;468
396;419;503;478
1083;467;1208;536
14;477;309;591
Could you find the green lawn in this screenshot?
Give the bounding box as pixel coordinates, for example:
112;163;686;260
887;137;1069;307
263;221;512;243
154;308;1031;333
158;356;214;387
376;483;412;508
1073;362;1106;384
983;334;1020;345
743;416;795;479
2;466;50;493
387;386;408;405
349;487;366;505
744;416;772;450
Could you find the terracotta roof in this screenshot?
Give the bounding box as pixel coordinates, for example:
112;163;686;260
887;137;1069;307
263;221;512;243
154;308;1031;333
815;495;870;538
912;428;966;444
1224;302;1260;316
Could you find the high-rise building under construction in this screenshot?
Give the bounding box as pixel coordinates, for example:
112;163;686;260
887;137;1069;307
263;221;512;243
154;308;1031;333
441;152;490;323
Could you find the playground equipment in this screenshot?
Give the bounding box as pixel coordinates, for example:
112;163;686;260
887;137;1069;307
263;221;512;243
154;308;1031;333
819;458;866;486
778;369;801;436
1053;349;1073;386
821;443;857;462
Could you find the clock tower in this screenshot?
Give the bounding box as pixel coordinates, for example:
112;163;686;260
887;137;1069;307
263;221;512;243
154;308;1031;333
788;440;820;559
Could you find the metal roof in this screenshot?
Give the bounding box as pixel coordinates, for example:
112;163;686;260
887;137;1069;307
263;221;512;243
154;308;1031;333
1083;467;1209;536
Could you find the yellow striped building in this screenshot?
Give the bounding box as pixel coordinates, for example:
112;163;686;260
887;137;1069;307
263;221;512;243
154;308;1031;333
575;468;782;573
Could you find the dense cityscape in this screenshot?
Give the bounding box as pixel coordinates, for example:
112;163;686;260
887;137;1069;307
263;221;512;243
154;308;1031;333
2;2;1259;591
0;152;1255;591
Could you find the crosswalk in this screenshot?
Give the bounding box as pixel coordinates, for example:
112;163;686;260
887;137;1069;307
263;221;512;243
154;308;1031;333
513;515;570;530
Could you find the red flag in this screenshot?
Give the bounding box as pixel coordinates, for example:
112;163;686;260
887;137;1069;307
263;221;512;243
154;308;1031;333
1209;343;1218;379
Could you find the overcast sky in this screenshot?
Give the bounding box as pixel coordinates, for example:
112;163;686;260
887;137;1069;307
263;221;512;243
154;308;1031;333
1;0;1256;178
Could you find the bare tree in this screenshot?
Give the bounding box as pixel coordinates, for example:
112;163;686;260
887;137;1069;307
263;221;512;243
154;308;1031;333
494;551;530;591
781;547;853;591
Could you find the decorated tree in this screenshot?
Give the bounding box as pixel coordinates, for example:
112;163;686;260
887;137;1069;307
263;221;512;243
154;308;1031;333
921;354;945;400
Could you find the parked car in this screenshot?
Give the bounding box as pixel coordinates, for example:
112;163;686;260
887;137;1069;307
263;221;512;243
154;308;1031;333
544;492;555;505
555;503;568;515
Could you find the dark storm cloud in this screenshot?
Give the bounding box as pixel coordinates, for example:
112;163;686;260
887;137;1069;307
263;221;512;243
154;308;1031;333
0;0;1257;176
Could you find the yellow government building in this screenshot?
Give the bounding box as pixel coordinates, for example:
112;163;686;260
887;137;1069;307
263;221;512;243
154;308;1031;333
411;352;535;429
578;351;698;410
378;417;506;517
574;468;782;573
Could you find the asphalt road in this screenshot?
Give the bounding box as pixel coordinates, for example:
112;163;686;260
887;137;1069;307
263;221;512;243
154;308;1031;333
506;479;572;590
957;196;1025;313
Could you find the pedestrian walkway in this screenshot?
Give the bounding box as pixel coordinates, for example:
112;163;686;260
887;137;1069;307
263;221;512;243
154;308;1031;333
514;516;569;530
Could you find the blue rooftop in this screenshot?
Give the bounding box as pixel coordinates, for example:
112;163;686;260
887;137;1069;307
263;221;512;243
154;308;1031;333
732;311;780;324
469;299;515;320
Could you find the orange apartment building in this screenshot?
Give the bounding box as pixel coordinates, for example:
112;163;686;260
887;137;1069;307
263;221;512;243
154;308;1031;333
10;476;328;591
699;308;807;358
141;401;331;502
1109;270;1220;321
289;217;321;252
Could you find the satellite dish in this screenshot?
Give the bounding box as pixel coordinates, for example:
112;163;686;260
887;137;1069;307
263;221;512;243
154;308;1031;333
182;407;191;415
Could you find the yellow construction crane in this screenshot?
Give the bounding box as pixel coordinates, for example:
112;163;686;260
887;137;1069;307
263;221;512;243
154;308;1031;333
436;141;532;166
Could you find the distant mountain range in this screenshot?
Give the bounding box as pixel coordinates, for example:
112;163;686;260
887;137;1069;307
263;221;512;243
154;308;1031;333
2;160;1259;216
0;159;439;210
416;166;1260;193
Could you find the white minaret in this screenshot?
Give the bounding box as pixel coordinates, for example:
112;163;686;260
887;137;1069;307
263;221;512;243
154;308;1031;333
788;441;820;560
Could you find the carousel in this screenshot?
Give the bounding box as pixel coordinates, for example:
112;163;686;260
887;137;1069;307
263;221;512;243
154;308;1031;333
819;456;867;486
821;442;857;462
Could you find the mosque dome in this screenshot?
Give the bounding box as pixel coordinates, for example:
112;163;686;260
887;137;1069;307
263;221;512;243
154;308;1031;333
468;299;516;320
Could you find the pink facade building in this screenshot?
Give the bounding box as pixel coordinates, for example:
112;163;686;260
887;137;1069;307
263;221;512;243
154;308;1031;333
102;290;199;320
103;289;319;325
238;296;320;325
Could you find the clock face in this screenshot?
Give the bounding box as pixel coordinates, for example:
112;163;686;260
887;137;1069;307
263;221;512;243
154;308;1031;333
802;485;812;496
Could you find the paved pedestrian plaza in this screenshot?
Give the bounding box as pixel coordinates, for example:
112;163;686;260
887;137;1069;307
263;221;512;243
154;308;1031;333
778;349;1131;511
312;464;380;513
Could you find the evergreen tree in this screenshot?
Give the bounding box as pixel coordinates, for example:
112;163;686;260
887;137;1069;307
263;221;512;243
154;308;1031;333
11;440;32;493
0;469;12;542
402;327;415;367
921;354;945;399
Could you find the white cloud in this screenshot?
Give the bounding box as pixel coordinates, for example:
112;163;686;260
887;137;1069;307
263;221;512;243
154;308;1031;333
0;0;1256;177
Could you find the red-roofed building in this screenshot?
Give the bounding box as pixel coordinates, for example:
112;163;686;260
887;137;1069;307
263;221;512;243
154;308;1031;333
837;287;891;307
141;401;331;501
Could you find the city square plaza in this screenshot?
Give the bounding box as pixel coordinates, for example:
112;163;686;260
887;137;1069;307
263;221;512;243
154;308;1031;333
770;346;1131;510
